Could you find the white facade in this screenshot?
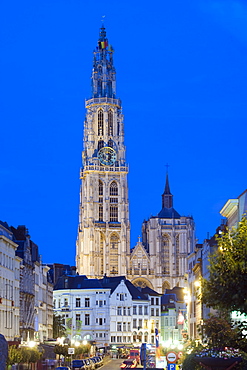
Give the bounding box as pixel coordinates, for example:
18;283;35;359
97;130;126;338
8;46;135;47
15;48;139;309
0;223;21;341
53;284;111;348
53;276;161;349
34;263;53;342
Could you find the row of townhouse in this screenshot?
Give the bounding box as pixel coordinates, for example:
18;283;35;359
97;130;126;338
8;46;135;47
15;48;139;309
53;275;162;350
185;189;247;341
0;221;53;343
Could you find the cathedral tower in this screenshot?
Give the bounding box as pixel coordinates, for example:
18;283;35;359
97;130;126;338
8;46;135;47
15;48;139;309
76;26;130;277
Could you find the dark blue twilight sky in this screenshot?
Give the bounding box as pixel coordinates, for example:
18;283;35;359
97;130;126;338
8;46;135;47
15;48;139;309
1;0;246;266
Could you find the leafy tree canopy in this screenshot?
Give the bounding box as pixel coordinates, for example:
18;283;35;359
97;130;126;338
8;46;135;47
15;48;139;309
201;217;247;315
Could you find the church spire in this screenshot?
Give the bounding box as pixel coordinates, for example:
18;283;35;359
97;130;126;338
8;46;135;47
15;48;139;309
162;173;173;208
91;25;116;98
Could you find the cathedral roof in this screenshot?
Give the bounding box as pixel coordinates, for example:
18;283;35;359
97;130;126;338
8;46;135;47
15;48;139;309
157;207;181;219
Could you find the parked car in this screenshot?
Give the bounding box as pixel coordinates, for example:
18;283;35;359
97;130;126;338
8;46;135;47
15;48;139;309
91;357;102;368
120;359;137;368
72;359;89;370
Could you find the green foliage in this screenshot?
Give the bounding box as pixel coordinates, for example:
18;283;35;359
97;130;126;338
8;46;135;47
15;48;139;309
201;217;247;315
54;344;68;358
182;353;203;370
53;313;66;338
7;346;23;366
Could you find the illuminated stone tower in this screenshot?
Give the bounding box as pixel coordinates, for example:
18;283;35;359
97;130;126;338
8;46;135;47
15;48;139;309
76;26;130;277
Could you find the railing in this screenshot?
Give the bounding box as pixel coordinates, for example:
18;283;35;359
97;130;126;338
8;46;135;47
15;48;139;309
81;164;128;176
85;97;121;107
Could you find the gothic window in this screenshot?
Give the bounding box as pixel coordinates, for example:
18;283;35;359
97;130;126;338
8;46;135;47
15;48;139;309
98;109;104;135
108;110;113;136
99;204;103;222
176;235;180;276
162;234;170;275
99;180;103;196
110;181;118;196
110;205;118;222
98;140;104;150
99;180;103;221
108;139;114;148
109;233;119;275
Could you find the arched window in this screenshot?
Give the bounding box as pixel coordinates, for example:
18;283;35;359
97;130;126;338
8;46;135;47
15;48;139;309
98;180;103;221
176;235;180;276
99;180;103;196
98;140;104;151
162;234;170;275
109;233;119;275
98;110;104;136
110;181;118;196
108;139;114;148
108;110;113;136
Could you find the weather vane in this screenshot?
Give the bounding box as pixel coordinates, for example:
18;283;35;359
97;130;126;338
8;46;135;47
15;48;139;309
101;15;105;23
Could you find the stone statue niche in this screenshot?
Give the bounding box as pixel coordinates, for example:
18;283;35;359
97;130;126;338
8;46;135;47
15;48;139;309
0;334;8;370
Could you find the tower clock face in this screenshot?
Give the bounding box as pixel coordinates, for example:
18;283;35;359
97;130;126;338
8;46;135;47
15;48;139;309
97;147;117;166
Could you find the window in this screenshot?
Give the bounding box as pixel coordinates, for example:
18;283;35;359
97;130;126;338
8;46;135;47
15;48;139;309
99;204;103;222
110;205;118;222
138;319;142;329
98;110;104;135
76;314;80;321
133;306;137;315
117;336;121;343
99;318;103;325
120;294;124;301
76;298;81;307
133;319;137;328
144;306;148;315
156;308;159;316
110;181;118;196
123;322;126;331
151;308;154;316
111;336;116;343
123;307;126;315
117;322;122;331
128;307;131;315
128;323;131;331
151;298;154;305
96;301;98;305
85;298;90;307
64;298;68;307
139;306;143;315
156;298;159;305
99;300;103;307
98;140;104;151
108;110;113;136
108;139;114;148
117;307;122;315
99;180;103;196
85;314;90;325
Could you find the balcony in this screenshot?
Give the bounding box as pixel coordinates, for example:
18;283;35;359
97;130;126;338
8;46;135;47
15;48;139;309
85;97;121;108
81;164;128;178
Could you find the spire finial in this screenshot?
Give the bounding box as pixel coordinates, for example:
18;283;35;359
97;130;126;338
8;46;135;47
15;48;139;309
165;163;169;174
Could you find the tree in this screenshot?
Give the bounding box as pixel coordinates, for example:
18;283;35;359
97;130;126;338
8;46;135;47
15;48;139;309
53;313;66;339
7;346;22;367
201;217;247;315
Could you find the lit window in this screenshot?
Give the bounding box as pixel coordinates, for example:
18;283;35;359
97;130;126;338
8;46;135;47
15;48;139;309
98;110;104;135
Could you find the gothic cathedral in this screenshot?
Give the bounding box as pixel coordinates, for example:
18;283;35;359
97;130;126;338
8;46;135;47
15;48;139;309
76;26;196;293
76;26;130;278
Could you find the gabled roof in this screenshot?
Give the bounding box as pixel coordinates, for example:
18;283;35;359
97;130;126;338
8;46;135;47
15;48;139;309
54;275;103;290
140;286;161;296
